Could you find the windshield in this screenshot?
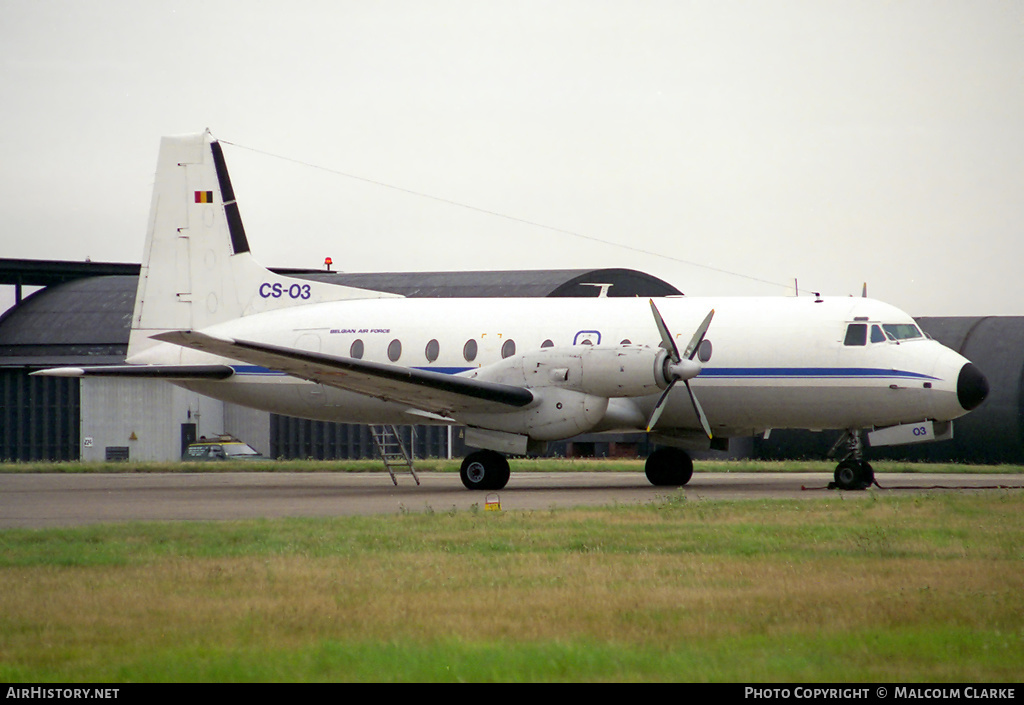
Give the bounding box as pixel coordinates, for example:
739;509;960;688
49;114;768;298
882;323;924;341
222;444;261;457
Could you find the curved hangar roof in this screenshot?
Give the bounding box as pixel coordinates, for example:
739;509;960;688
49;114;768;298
0;267;682;367
0;275;137;367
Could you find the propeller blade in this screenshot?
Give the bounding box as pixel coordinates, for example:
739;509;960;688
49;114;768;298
685;379;713;439
649;299;680;362
646;380;675;432
682;309;715;361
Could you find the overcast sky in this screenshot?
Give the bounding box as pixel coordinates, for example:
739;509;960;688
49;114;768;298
2;1;1021;316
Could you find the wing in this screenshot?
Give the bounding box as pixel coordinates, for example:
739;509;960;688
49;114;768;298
151;330;534;415
32;364;235;379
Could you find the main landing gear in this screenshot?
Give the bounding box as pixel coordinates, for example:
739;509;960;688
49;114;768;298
460;446;698;490
644;447;694;486
830;430;875;491
460;450;511;491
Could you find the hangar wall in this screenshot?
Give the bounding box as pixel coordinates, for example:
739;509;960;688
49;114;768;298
79;378;175;461
78;378;239;462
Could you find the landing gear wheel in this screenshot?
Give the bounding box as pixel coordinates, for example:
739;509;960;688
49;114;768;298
460;450;511;491
644;447;694;487
834;459;874;490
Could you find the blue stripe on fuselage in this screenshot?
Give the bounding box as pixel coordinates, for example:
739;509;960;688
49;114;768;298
230;364;936;381
231;365;288;376
415;367;475;375
700;367;939;381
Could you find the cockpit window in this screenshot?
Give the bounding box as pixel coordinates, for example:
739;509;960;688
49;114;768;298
871;325;886;344
844;323;867;346
882;323;924;341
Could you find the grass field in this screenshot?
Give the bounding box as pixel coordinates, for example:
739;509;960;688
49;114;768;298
1;467;1022;682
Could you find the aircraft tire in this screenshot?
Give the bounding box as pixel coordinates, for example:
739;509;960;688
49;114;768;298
859;460;876;488
460;450;511;491
644;447;694;486
834;459;874;490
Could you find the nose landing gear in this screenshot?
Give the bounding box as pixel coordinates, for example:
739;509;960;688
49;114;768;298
829;430;875;490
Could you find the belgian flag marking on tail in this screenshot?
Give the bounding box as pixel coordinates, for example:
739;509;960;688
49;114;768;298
194;190;214;204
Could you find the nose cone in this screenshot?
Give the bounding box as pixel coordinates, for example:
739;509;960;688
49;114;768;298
957;363;989;411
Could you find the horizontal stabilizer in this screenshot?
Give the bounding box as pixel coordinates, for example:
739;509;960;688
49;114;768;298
31;364;235;379
152;330;535;415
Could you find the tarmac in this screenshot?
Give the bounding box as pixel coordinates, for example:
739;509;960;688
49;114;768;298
2;471;1023;528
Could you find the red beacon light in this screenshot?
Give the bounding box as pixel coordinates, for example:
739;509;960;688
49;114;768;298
324;256;333;272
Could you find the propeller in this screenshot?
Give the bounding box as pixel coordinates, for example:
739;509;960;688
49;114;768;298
646;300;714;438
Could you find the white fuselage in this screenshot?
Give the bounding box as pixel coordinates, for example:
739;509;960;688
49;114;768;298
160;293;973;440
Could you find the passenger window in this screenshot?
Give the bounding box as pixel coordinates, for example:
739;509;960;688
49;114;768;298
871;325;886;344
425;339;439;362
541;339;554;348
501;339;516;359
350;339;364;359
620;339;632;345
844;324;867;346
463;339;478;362
387;339;402;362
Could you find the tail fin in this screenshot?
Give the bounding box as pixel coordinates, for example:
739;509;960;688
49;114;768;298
127;130;398;362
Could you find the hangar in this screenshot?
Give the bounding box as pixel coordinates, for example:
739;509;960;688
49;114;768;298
0;259;678;463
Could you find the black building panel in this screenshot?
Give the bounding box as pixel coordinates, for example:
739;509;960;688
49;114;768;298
0;370;78;461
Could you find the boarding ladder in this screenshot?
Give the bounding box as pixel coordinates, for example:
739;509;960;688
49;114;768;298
368;425;420;486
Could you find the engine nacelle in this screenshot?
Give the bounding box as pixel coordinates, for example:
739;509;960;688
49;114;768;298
456;345;674;441
466;344;671;398
459;386;609;441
